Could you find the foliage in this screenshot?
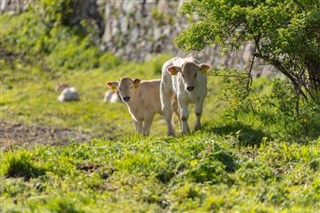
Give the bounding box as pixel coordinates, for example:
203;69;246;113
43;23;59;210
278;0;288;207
0;1;109;71
206;66;320;143
36;0;74;27
176;0;320;99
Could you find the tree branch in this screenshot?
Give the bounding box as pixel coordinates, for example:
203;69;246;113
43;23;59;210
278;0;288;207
254;52;308;100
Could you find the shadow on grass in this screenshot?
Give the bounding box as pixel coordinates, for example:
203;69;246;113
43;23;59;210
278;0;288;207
5;154;46;181
204;123;270;147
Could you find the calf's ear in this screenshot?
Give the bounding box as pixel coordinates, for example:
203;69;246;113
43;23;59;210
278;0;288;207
133;78;141;88
106;82;118;91
199;64;211;74
167;66;181;75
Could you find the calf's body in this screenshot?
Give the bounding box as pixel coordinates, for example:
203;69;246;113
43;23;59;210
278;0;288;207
57;87;80;102
103;90;120;103
160;57;210;135
107;78;162;136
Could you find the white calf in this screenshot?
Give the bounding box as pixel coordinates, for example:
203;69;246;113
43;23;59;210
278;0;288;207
160;57;211;135
56;83;80;102
107;77;162;136
103;90;121;103
56;83;70;92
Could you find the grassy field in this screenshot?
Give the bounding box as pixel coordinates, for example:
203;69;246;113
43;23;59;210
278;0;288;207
1;56;320;212
1;55;224;136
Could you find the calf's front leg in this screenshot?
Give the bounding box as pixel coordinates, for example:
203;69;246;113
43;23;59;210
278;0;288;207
179;98;190;135
133;119;143;134
142;114;155;136
194;100;204;131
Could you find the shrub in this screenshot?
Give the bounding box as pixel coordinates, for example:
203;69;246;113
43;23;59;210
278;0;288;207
0;2;120;71
213;68;320;142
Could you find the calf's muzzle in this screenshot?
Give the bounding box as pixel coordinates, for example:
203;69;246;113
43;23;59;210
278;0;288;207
186;86;195;92
122;96;130;102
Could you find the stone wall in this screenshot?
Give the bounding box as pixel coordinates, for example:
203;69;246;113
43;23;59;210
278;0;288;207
100;0;184;61
0;0;31;14
1;0;270;74
99;0;270;73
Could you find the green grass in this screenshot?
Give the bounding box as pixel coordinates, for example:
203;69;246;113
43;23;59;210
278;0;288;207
1;56;320;212
0;55;224;137
0;135;319;212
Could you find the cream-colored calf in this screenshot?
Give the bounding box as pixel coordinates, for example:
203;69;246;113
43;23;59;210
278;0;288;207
107;77;162;136
160;57;211;135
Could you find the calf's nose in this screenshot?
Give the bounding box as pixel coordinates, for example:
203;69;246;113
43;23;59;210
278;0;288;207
186;86;195;92
122;96;130;102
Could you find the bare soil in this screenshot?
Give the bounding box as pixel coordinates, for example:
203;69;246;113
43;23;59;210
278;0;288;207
0;120;95;150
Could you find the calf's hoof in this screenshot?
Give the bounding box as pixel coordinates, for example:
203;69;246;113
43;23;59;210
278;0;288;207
194;124;202;131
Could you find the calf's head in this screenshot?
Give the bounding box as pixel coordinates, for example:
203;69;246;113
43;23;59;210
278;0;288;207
56;83;70;92
107;77;141;102
167;61;211;92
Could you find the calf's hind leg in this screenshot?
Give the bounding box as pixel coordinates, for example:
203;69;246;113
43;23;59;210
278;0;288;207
161;86;175;136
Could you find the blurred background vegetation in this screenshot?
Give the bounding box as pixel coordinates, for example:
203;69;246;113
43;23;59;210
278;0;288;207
1;0;120;71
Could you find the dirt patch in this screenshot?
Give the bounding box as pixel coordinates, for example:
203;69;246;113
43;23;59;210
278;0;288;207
0;120;95;150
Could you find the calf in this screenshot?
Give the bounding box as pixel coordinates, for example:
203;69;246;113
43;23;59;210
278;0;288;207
160;57;211;135
107;77;162;136
56;83;70;92
103;90;121;103
56;83;80;102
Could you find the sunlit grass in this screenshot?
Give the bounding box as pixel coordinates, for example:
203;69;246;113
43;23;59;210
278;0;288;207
1;55;320;212
0;134;319;212
1;54;225;137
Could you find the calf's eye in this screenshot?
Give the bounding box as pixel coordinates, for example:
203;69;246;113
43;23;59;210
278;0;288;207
194;73;197;78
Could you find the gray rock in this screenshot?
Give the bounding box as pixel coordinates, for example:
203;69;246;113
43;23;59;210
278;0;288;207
120;16;128;33
130;27;140;43
122;0;135;14
153;28;162;41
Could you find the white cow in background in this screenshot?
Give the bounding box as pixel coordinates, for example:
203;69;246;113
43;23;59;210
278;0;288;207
103;90;121;103
160;57;211;135
56;83;80;102
107;77;162;136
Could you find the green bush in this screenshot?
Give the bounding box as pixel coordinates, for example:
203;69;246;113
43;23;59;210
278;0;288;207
45;35;101;70
213;67;320;143
0;2;120;71
99;52;122;71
